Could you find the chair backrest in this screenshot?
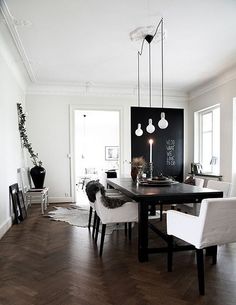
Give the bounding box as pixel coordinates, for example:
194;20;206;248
17;168;31;193
195;177;204;187
106;170;117;178
197;197;236;248
206;180;231;197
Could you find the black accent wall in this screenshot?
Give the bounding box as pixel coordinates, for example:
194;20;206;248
131;107;184;182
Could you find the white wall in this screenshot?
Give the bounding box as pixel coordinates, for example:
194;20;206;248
232;98;236;196
25;90;188;202
189;75;236;188
0;20;26;238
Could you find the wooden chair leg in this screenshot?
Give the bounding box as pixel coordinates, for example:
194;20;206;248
212;245;217;265
99;224;106;257
205;245;217;265
196;248;205;295
92;212;97;239
149;205;156;216
167;235;173;272
95;216;100;244
88;206;93;228
128;222;132;241
160;204;163;221
125;223;127;236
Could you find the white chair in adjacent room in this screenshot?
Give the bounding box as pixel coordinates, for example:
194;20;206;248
166;197;236;295
17;168;49;215
94;190;138;256
80;167;98;190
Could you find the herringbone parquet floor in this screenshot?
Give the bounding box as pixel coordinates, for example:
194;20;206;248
1;204;236;305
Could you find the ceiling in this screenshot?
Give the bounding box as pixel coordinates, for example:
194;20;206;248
2;0;236;93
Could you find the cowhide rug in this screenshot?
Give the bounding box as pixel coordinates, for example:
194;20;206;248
47;205;126;234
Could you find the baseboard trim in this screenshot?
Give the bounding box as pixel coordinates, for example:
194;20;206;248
0;217;12;240
49;197;73;203
28;197;73;204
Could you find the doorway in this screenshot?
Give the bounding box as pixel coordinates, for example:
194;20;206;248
73;109;120;204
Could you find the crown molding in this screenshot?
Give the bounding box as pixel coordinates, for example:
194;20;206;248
0;0;188;100
189;65;236;100
26;82;188;99
0;10;28;90
0;0;36;82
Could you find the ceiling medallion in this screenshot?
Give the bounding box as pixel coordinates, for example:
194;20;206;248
129;25;165;43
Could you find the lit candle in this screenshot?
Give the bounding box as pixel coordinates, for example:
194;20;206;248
149;139;153;163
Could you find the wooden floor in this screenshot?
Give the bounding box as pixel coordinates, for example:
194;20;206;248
1;204;236;305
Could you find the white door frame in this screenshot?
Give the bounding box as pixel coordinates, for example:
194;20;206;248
69;104;124;202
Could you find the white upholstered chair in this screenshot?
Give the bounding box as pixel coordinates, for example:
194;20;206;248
175;177;205;215
86;181;129;240
206;180;231;197
167;197;236;295
87;187;125;229
94;190;138;256
190;180;232;216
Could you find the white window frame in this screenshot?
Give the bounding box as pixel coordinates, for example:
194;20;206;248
194;104;220;174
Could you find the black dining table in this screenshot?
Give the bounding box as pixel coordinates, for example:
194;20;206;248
107;178;223;262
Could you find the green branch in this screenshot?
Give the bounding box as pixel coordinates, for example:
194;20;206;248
17;103;42;167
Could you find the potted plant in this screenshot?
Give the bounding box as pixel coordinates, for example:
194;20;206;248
17;103;46;189
131;156;146;182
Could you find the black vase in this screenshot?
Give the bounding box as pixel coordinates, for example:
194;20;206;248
30;166;46;189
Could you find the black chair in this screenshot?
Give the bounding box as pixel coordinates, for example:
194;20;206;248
105;170;117;178
105;170;117;188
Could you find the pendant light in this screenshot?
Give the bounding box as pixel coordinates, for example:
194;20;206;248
135;38;144;137
81;114;86;159
157;19;168;129
135;123;143;136
135;18;168;137
145;34;155;134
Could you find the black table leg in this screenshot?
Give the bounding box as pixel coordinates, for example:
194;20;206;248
138;201;149;262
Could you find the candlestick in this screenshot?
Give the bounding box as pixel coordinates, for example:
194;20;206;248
149;162;153;180
149;139;153;163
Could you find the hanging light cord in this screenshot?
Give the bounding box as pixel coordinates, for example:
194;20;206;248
161;19;164;109
137;18;164;109
149;42;151;107
137;38;145;107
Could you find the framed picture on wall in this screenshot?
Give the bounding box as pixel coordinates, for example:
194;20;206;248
105;146;119;161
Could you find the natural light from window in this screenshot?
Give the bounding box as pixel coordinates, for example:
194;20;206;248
195;105;220;174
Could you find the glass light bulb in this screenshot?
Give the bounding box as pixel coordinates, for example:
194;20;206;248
135;123;143;136
146;118;155;133
158;112;168;129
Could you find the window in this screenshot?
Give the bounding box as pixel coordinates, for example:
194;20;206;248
195;105;220;174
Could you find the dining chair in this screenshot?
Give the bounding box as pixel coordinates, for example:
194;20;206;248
166;197;236;295
85;180;127;236
94;190;138;256
17;168;49;214
190;179;231;216
175;177;205;215
206;180;232;197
